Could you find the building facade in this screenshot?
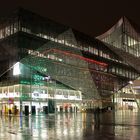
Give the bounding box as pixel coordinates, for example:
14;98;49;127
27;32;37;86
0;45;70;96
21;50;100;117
97;17;140;111
0;9;139;115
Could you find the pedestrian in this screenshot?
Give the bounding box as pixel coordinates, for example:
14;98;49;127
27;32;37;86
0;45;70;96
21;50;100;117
94;107;100;128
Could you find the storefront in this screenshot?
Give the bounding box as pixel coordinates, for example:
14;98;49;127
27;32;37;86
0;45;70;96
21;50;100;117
0;84;82;115
114;90;139;111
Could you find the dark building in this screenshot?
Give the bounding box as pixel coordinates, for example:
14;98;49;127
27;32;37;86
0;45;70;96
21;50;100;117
0;8;139;115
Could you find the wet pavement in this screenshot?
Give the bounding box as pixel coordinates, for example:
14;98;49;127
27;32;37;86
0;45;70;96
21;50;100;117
0;110;140;140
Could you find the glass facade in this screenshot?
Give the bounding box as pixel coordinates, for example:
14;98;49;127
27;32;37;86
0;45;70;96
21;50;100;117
97;17;140;110
0;83;81;114
114;84;140;111
0;9;139;115
97;17;140;72
97;17;140;57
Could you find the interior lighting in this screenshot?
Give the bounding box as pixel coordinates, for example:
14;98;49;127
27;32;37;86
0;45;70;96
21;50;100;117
13;62;21;75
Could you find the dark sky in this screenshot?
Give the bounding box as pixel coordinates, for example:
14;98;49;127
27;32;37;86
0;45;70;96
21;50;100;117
0;0;140;37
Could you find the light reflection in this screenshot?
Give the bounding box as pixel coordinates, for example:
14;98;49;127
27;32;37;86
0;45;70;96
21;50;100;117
0;112;139;139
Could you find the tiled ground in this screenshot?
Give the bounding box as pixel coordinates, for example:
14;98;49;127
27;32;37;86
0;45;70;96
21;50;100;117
0;110;140;140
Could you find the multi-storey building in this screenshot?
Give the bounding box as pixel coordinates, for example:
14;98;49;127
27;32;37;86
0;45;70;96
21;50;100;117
0;8;139;115
97;17;140;110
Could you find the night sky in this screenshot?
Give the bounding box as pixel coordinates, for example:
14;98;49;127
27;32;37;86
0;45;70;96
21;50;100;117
0;0;140;37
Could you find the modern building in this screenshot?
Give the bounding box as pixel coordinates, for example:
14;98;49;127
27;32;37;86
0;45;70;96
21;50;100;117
0;8;139;115
97;17;140;111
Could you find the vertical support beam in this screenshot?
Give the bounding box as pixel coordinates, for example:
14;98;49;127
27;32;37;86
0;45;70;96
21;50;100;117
129;85;140;110
20;84;22;116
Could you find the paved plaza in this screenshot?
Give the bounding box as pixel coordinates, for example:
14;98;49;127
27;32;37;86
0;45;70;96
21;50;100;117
0;111;140;140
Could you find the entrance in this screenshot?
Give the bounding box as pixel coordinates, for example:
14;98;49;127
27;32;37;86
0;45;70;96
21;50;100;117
32;106;36;115
25;105;29;116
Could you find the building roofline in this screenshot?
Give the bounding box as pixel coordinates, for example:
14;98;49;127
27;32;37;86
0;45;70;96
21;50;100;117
96;17;123;40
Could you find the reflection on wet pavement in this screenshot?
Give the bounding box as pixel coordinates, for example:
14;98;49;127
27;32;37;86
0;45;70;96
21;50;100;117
0;110;140;140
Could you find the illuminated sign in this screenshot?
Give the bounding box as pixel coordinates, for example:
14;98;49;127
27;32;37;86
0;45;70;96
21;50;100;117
0;92;20;98
32;90;48;99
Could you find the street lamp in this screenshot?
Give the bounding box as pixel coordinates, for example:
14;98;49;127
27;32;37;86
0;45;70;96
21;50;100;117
129;81;133;85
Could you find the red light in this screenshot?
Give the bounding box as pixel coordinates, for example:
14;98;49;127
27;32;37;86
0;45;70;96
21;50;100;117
51;49;108;67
